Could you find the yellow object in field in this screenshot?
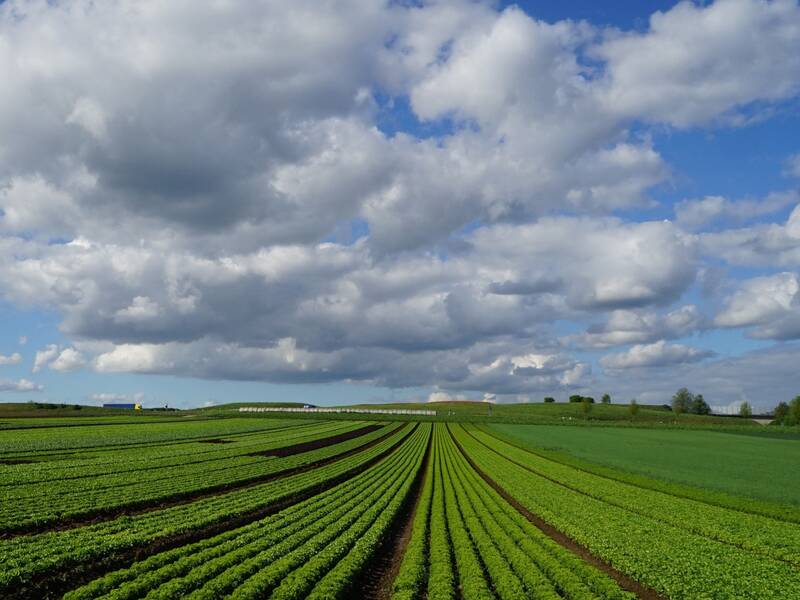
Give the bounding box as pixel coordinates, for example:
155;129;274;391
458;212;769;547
134;403;142;411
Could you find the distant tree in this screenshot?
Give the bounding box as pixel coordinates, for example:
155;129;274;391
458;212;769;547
773;401;790;424
569;395;595;404
581;398;593;418
691;394;711;415
601;393;611;404
671;388;693;415
739;401;752;418
788;396;800;426
629;399;639;417
543;397;555;403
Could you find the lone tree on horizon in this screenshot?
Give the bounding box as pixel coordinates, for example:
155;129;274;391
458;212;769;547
672;388;692;415
672;388;710;416
691;394;710;415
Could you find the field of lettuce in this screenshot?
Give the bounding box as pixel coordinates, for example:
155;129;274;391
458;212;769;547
1;414;798;599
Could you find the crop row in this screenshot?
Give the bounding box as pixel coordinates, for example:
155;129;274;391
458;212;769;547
453;424;800;599
0;421;364;486
62;423;431;600
392;425;632;600
0;422;415;595
466;426;800;566
0;423;394;533
0;415;197;431
389;431;434;600
0;421;363;485
0;417;307;455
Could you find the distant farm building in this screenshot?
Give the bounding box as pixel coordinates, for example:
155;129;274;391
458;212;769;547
103;403;142;410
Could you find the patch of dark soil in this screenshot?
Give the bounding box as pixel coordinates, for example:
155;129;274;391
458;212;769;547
0;424;406;538
447;425;665;600
0;459;35;465
247;424;383;458
356;428;432;600
198;438;234;444
3;424;419;600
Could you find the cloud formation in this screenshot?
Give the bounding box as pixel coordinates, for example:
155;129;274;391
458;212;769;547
0;353;22;366
1;0;800;407
0;379;43;393
785;154;800;178
675;192;798;231
90;392;144;404
570;305;705;349
593;0;800;126
600;340;713;370
33;345;86;373
715;273;800;340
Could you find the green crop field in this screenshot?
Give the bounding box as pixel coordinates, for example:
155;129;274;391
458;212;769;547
487;423;800;507
1;407;799;599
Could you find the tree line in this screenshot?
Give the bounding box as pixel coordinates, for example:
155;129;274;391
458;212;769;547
539;389;800;425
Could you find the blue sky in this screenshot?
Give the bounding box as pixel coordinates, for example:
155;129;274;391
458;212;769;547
1;0;800;411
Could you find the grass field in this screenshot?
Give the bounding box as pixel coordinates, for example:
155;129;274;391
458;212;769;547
487;423;800;506
0;407;798;599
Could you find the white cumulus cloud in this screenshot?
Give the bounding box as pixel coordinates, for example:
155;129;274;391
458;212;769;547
601;340;713;370
0;378;43;392
0;352;22;366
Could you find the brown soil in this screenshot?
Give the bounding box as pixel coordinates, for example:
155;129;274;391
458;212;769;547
4;424;419;600
447;425;665;600
357;428;433;600
247;424;383;457
0;423;406;538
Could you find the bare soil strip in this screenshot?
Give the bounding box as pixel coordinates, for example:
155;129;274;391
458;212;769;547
1;423;405;538
198;438;234;444
0;459;35;465
6;424;419;600
356;429;432;600
447;426;665;600
246;424;383;457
